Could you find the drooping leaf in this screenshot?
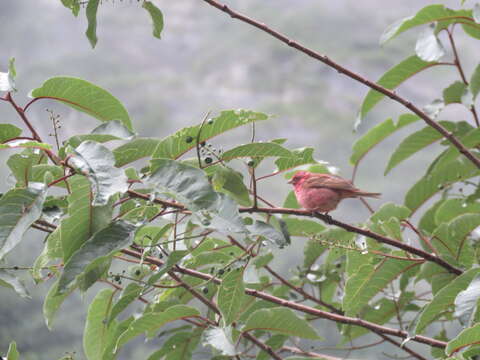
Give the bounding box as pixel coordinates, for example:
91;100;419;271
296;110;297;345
454;274;480;326
61;0;80;16
218;268;246;325
0;124;22;143
0;58;15;92
356;56;437;128
113;138;160;167
415;24;445;61
435;198;480;224
0;269;30;298
443;81;471;106
147;158;246;233
30;77;132;130
384;121;456;175
85;0;100;48
405;155;480;212
343;253;420;316
83;288;115;360
446;323;480;356
108;283;143;324
60;176;113;262
68;141;128;205
204;326;238;356
212;166;251;206
350;114;419;165
0;183;47;259
415;268;480;334
0;140;51;151
142;1;164;39
152;110;268;160
147;331;201;360
471;63;480;99
58;220;136;293
115;305;200;351
380;5;476;44
282;218;325;237
244;308;321;339
249;220;289;248
274;147;318;173
43;278;77;330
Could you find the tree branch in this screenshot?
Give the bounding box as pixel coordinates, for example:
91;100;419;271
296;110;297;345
121;248;448;349
199;0;480;169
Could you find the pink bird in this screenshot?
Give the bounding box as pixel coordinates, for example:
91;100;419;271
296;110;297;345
288;171;381;213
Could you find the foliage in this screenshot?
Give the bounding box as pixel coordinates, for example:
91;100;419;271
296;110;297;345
1;1;480;360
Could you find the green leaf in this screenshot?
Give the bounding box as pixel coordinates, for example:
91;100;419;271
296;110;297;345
343;253;420;316
244;308;321;339
7;149;46;187
58;220;136;293
454;274;480;326
0;140;51;151
84;288;115;360
113;138;159;167
218;268;246;325
204;326;238;356
152;110;268;160
282;218;325;237
471;63;480;99
415;24;445;61
148;158;246;233
446;323;480;356
443;81;470;105
43;279;76;330
108;283;143;324
147;331;201;360
418;199;444;234
356;56;437;128
249;220;289;248
6;341;19;360
435;198;480;224
142;1;164;39
0;124;21;143
0;269;30;298
66;120;136;149
350;114;419;165
405;155;480;212
0;183;47;259
415;268;480;334
69;141;128;205
212;166;251;206
274;147;318;173
222;142;292;161
85;0;100;48
60;176;113;262
385;121;456;175
61;0;80;16
30;77;132;130
380;5;476;44
115;305;200;350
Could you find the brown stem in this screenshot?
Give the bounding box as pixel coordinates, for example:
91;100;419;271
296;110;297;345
200;0;480;168
281;346;342;360
446;27;480;127
121;248;447;349
374;332;428;360
242;332;283;360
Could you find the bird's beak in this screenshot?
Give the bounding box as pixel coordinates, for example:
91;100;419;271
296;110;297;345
287;178;293;184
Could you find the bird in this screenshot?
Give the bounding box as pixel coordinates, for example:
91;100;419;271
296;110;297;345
288;171;380;213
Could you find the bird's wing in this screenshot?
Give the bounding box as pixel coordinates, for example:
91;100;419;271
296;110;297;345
304;175;357;191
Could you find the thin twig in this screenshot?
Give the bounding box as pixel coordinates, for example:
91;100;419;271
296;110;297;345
200;0;480;169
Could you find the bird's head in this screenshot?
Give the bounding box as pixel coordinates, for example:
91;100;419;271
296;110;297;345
287;171;311;186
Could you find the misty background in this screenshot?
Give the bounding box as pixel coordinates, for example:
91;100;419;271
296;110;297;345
0;0;477;359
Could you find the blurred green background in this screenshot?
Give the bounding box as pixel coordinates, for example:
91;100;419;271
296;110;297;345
0;0;477;359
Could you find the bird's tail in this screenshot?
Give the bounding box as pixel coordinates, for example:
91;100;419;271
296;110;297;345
355;191;381;199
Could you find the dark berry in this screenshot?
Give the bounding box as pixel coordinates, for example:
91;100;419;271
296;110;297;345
247;160;255;167
200;141;206;147
186;136;193;143
202;287;209;294
207;119;214;125
205;157;213;164
135;269;141;276
218;269;225;275
114;275;121;282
